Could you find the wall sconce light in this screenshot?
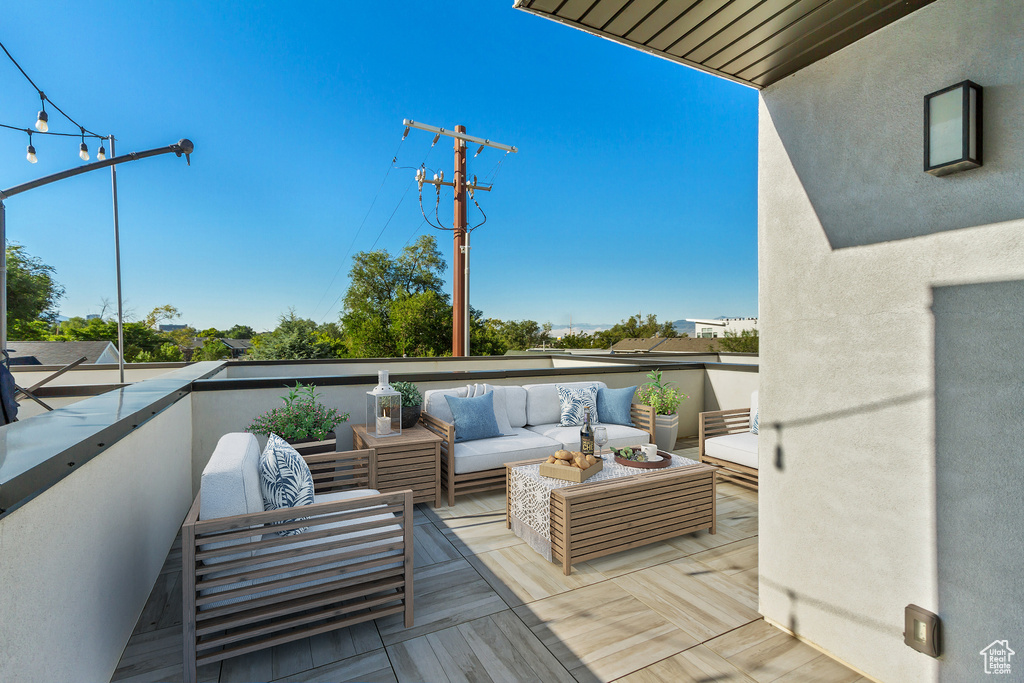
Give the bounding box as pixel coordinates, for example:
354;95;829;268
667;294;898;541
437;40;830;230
924;80;982;176
904;604;941;657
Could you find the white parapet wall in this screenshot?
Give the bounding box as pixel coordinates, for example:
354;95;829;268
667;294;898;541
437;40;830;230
0;397;193;683
758;0;1024;680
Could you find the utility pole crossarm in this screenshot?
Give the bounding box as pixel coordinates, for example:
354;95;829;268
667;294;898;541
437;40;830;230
403;119;518;154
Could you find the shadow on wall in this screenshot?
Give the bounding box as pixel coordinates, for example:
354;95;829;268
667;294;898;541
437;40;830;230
933;280;1024;681
760;4;1024;250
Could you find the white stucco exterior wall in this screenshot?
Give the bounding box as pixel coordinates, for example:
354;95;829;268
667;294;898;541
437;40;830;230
758;1;1024;681
0;397;193;683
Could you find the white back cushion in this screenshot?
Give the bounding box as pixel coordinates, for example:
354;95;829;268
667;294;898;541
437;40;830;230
750;390;759;430
423;387;469;424
200;432;264;521
503;386;528;428
199;432;264;564
522;381;606;426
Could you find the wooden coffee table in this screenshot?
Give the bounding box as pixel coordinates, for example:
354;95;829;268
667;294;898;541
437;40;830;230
505;457;717;575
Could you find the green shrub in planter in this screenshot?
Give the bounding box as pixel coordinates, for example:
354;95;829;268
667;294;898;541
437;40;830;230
246;382;349;442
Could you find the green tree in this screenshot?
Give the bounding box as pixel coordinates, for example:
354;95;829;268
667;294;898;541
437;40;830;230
224;324;255;339
482;318;551;352
249;312;337;360
7;243;64;338
341;235;449;357
133;342;183;363
716;329;759;353
592;313;678;348
191;337;231;361
144;304;181;329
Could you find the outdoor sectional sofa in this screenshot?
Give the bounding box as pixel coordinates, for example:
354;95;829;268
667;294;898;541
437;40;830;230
698;390;758;490
181;433;414;683
420;381;655;506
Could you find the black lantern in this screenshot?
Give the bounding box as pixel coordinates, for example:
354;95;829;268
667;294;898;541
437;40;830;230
924;80;982;177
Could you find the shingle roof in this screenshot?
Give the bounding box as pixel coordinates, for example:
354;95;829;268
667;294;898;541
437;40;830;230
650;337;719;353
611;337;664;352
220;338;252;350
7;340;120;366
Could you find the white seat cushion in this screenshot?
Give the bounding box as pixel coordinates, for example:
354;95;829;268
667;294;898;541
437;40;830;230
452;427;561;474
199;488;403;610
525;423;650;451
522;381;607;427
704;432;759;470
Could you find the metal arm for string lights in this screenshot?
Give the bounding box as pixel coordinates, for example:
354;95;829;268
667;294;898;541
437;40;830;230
0;139;194;381
402;119;516;357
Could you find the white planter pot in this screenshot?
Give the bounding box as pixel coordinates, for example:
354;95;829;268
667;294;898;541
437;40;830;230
653;413;680;452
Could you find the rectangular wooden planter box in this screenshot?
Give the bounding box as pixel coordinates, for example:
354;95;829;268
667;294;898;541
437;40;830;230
538;458;603;482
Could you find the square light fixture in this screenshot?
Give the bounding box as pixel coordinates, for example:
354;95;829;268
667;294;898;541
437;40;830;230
924;80;982;176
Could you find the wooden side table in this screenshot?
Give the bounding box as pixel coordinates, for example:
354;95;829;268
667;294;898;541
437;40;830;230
352;423;443;507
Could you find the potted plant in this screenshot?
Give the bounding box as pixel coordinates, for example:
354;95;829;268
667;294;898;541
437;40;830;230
635;369;688;452
391;380;423;429
246;382;349;453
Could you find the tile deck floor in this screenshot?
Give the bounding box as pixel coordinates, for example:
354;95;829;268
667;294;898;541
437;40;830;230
112;439;865;683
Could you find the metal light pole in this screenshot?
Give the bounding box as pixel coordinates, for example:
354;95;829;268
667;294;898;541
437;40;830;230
0;139;193;366
109;136;125;383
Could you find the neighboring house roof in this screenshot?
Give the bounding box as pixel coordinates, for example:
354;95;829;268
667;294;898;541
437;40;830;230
7;340;121;366
611;337;665;352
220;338;252;350
652;337;719;353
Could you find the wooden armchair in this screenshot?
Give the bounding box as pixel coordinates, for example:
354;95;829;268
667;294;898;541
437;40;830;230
422;402;657;506
698;407;758;489
181;447;413;683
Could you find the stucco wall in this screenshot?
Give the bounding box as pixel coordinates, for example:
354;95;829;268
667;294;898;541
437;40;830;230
0;397;193;683
758;1;1024;681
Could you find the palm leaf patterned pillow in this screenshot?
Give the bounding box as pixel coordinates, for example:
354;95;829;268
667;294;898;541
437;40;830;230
260;433;315;536
557;384;600;427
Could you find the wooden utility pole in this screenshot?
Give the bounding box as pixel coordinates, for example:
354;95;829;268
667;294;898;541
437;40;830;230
405;119;517;357
452;126;468;357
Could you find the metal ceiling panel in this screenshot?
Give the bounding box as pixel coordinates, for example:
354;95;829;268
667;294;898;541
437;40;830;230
515;0;937;88
603;0;668;36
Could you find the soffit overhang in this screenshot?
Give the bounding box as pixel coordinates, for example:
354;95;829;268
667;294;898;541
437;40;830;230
514;0;937;89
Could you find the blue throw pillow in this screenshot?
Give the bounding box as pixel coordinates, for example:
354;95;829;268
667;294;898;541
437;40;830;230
445;392;502;442
598;386;636;426
260;434;315;536
752;409;759;435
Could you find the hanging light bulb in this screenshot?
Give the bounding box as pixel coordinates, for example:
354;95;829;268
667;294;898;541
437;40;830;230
35;93;49;132
79;128;90;161
26;132;37;163
97;139;107;161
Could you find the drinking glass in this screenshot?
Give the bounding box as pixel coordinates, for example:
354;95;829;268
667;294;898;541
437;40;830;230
594;426;608;457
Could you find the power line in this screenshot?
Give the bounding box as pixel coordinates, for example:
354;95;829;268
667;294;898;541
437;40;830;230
0;38;105;138
313;141;435;323
318;173;419;324
308;136;406;320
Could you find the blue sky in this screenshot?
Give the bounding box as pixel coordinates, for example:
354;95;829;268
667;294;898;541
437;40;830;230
0;1;757;333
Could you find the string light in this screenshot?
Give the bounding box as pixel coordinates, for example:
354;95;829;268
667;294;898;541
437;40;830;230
0;39;111;163
26;131;37;163
79;128;89;161
35;93;48;132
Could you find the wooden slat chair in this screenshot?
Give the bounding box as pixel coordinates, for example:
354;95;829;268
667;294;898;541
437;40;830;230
698;392;758;489
181;434;413;683
422;402;656;506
